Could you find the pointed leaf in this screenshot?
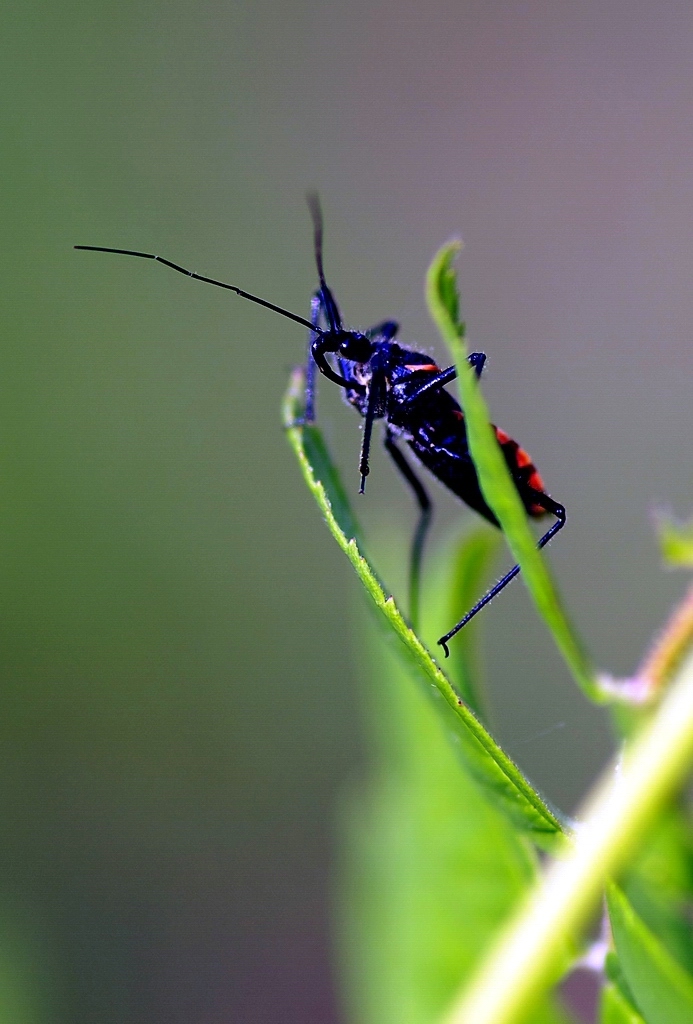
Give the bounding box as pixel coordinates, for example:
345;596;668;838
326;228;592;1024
426;244;600;703
284;370;566;839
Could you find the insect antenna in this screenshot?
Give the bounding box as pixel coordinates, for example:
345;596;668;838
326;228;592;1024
74;245;323;336
306;192;343;333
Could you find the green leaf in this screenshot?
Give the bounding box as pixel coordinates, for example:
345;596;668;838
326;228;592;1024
425;244;601;703
607;882;693;1024
283;369;566;840
624;804;693;975
599;982;646;1024
338;603;574;1024
443;647;693;1024
604;950;639;1014
656;512;693;568
422;527;501;717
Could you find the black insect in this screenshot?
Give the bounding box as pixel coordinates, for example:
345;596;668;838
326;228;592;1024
75;196;565;656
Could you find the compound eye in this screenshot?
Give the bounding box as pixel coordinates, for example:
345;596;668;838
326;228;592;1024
339;333;372;362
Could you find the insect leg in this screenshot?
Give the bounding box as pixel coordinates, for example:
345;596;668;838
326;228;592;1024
384;430;432;631
366;320;399;342
534;493;566;550
468;351;487;377
400;351;486;408
359;367;387;493
437;492;566;657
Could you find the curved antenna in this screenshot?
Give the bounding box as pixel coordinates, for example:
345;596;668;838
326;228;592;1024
306;191;326;285
74;245;324;336
305;192;342;332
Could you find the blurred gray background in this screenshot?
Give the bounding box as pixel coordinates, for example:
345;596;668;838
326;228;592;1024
3;0;693;1020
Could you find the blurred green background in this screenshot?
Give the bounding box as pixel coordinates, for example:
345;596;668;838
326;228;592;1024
3;1;693;1020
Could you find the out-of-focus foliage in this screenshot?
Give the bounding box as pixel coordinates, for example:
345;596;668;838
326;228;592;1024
607;883;693;1024
656;513;693;569
623;805;693;976
337;533;572;1024
599;981;645;1024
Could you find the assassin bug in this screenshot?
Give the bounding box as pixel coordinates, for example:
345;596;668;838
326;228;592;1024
75;196;565;656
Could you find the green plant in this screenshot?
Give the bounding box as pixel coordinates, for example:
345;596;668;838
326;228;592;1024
283;244;693;1024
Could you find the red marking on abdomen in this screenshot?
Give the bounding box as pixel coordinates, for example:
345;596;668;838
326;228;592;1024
490;425;549;515
527;469;545;493
405;363;440;372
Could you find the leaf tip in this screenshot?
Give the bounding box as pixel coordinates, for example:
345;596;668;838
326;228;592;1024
282;366;307;429
426;239;466;339
653;508;693;568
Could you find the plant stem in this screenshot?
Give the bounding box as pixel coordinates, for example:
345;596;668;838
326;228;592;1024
441;645;693;1024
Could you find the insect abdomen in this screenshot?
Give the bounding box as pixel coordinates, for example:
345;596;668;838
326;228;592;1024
494;428;547;516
